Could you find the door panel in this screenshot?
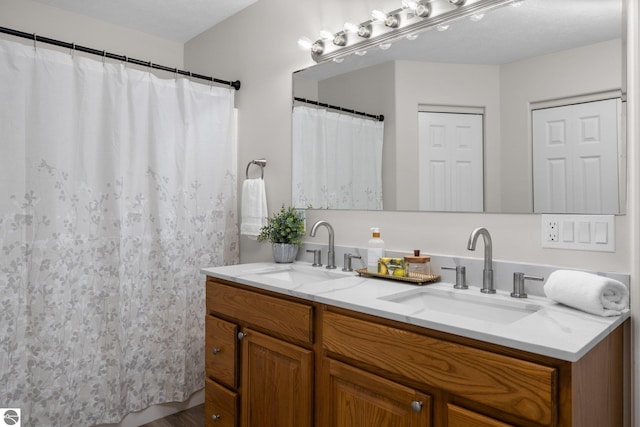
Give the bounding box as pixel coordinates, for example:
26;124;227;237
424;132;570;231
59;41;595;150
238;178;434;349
533;98;619;213
419;112;484;212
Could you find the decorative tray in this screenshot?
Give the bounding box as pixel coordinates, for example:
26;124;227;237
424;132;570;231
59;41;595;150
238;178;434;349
355;268;440;286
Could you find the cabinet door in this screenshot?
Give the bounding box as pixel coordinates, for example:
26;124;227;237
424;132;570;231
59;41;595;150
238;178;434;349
240;328;313;427
324;358;431;427
447;404;513;427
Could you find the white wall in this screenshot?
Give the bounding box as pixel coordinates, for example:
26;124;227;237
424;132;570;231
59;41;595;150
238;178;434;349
186;0;638;423
1;0;184;68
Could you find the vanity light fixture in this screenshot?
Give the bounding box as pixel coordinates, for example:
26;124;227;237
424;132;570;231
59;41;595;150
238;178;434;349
415;2;432;18
301;0;517;63
384;14;400;28
333;32;347;46
358;24;372;38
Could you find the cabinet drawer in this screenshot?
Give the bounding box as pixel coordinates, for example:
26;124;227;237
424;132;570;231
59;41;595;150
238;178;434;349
206;315;238;389
447;404;513;427
206;279;313;344
205;377;238;427
323;311;557;426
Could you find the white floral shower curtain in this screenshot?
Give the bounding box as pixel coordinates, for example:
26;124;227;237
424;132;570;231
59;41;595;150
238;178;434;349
0;39;238;426
292;105;384;210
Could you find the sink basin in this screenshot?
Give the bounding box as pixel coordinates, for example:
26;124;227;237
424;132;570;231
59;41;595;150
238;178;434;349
253;264;347;285
380;287;542;325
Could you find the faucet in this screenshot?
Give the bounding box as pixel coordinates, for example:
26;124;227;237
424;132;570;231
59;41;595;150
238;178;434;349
467;227;495;294
310;220;336;269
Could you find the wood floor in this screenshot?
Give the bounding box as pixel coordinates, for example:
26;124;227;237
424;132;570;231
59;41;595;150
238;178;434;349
140;404;204;427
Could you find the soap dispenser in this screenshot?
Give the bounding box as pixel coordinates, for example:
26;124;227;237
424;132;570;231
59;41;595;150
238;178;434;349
367;227;385;272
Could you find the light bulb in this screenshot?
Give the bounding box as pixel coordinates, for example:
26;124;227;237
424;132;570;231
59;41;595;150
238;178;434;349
344;22;359;33
297;37;313;50
371;10;388;22
319;30;334;40
402;0;419;10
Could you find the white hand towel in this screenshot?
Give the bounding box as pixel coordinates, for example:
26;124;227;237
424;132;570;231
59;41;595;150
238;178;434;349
543;270;629;317
240;178;268;239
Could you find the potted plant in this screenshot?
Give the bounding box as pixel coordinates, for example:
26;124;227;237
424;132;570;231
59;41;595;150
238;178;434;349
258;205;306;263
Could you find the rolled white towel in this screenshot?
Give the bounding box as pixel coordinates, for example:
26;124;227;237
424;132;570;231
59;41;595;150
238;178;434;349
544;270;629;317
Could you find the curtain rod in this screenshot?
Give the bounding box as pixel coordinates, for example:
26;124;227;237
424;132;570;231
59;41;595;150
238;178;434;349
0;26;241;90
294;97;384;122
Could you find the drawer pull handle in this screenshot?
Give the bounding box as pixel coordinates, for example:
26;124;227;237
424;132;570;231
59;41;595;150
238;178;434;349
410;400;423;413
212;414;221;421
238;331;248;340
212;347;221;355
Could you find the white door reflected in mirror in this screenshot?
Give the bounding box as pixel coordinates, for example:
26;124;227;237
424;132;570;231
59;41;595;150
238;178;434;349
418;111;484;212
533;98;620;214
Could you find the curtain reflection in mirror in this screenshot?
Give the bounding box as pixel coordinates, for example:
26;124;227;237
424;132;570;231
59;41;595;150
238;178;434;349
292;106;384;209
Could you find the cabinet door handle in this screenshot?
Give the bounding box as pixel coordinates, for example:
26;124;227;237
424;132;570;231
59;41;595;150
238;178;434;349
212;347;221;355
237;331;247;340
410;400;423;413
212;414;221;421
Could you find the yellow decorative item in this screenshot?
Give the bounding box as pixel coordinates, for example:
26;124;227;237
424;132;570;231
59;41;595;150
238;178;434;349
378;257;406;276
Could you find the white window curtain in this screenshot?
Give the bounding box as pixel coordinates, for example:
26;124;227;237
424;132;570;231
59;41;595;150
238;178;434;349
292;105;384;210
0;39;238;425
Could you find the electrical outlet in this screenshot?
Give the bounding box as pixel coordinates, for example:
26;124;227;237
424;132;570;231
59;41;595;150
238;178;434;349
541;214;615;251
545;217;558;241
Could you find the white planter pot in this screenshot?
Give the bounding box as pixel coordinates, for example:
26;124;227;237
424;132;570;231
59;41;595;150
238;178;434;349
272;243;299;263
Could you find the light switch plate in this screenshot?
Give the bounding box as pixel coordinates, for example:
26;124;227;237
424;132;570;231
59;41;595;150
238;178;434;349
541;214;615;252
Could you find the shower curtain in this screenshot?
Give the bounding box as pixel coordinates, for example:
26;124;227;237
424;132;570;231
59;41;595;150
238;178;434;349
292;105;384;210
0;39;238;425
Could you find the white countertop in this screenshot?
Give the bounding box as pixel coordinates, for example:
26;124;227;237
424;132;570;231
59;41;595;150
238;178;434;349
201;262;629;362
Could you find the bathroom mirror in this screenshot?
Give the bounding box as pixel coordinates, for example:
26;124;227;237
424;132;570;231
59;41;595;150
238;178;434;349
292;0;625;214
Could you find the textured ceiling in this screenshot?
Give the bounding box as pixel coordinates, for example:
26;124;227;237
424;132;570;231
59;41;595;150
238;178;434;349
33;0;259;43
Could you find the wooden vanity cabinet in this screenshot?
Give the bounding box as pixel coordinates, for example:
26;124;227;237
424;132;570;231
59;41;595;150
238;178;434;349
204;276;625;427
205;278;314;427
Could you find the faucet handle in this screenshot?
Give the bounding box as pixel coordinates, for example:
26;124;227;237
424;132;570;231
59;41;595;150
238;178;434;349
511;272;544;298
342;253;362;272
441;266;468;289
306;249;322;267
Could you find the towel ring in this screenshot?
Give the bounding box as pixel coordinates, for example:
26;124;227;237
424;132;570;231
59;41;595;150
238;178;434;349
246;159;267;179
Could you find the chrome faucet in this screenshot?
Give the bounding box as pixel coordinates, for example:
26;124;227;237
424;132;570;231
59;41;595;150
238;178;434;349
310;220;336;269
467;227;495;294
